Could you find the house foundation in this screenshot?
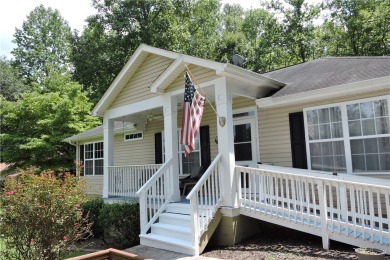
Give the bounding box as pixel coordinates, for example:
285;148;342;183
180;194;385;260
209;208;260;247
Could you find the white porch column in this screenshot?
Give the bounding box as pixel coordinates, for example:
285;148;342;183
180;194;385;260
103;114;114;198
215;77;237;208
163;93;180;201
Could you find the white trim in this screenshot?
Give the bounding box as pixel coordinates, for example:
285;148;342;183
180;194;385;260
220;64;282;88
256;76;390;109
150;57;184;93
304;95;390;174
83;141;104;176
107;95;164;120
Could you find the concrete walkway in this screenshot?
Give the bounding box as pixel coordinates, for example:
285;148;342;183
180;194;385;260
125;245;220;260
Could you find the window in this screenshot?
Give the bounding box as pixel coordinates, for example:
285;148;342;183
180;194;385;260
84;142;104;176
124;131;143;141
304;95;390;174
162;130;201;175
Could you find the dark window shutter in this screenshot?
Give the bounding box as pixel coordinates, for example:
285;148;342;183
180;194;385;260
200;125;211;168
289;112;308;169
155;132;163;164
79;144;84;176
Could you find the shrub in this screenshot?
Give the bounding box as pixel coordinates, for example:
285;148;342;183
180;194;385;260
81;197;104;238
0;171;92;260
99;202;140;249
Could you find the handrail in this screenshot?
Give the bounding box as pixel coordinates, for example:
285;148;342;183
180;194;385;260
136;158;172;196
236;165;390;254
136;158;174;235
108;164;162;168
186;154;222;255
108;164;161;197
186;154;222;199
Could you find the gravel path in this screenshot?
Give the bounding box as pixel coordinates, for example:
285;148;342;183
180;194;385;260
202;224;360;260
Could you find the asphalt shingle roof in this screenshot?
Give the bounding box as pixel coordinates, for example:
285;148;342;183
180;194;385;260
265;57;390;98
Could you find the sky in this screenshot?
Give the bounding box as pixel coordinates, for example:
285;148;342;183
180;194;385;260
0;0;263;58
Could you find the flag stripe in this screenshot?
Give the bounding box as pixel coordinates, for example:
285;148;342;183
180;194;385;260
181;72;205;157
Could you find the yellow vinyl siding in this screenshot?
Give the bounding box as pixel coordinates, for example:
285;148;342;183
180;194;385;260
258;89;390;168
83;176;103;195
109;54;173;109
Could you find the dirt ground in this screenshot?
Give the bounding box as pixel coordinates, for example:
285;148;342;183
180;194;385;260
202;223;360;260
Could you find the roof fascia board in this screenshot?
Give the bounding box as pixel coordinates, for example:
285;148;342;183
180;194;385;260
219;64;283;89
92;44;149;117
256;76;390;109
182;55;225;71
150;57;184;93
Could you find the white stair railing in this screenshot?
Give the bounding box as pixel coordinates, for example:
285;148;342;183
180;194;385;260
108;164;161;197
186;154;222;255
136;158;173;235
236;165;390;253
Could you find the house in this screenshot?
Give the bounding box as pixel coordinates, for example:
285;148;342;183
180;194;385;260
64;44;390;255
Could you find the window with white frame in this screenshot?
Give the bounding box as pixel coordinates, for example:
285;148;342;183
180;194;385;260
304;95;390;174
162;130;201;175
84;142;104;176
124;131;143;141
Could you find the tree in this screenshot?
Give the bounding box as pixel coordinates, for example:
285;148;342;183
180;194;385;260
267;0;322;63
0;73;100;169
72;0;221;104
12;5;73;84
0;56;27;101
241;8;286;72
324;0;390;56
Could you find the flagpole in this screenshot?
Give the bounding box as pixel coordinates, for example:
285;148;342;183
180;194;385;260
184;65;220;121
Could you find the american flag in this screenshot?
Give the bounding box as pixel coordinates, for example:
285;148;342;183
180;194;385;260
181;72;205;157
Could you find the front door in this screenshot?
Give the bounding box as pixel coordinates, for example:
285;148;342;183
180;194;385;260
233;116;258;167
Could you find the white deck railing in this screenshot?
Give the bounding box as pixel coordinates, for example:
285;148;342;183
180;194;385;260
187;154;222;255
136;158;173;235
236;165;390;254
108;164;161;197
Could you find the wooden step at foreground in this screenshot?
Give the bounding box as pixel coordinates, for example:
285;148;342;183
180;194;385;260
140;233;195;256
151;223;192;242
159;212;192;226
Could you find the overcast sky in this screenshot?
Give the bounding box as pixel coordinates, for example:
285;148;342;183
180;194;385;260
0;0;263;58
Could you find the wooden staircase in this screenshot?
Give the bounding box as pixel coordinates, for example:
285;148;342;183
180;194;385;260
140;202;221;255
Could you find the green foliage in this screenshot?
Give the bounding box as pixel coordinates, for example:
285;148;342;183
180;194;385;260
12;5;73;84
0;56;27;101
98;202;140;249
0;73;100;168
72;0;221;104
81;197;104;238
0;170;92;260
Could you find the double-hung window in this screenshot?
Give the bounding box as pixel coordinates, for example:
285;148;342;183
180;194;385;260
304;95;390;174
162;130;201;175
84;142;104;176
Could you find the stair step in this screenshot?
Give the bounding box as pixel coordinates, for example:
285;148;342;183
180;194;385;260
140;233;195;255
166;203;191;215
152;223;191;241
159;213;192;227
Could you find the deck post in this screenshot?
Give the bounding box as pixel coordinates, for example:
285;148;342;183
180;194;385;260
214;77;237;208
317;180;330;250
103;115;114;198
163;93;180;202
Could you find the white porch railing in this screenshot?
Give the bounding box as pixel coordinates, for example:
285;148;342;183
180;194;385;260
187;154;222;255
236;165;390;254
108;164;161;197
136;158;173;235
